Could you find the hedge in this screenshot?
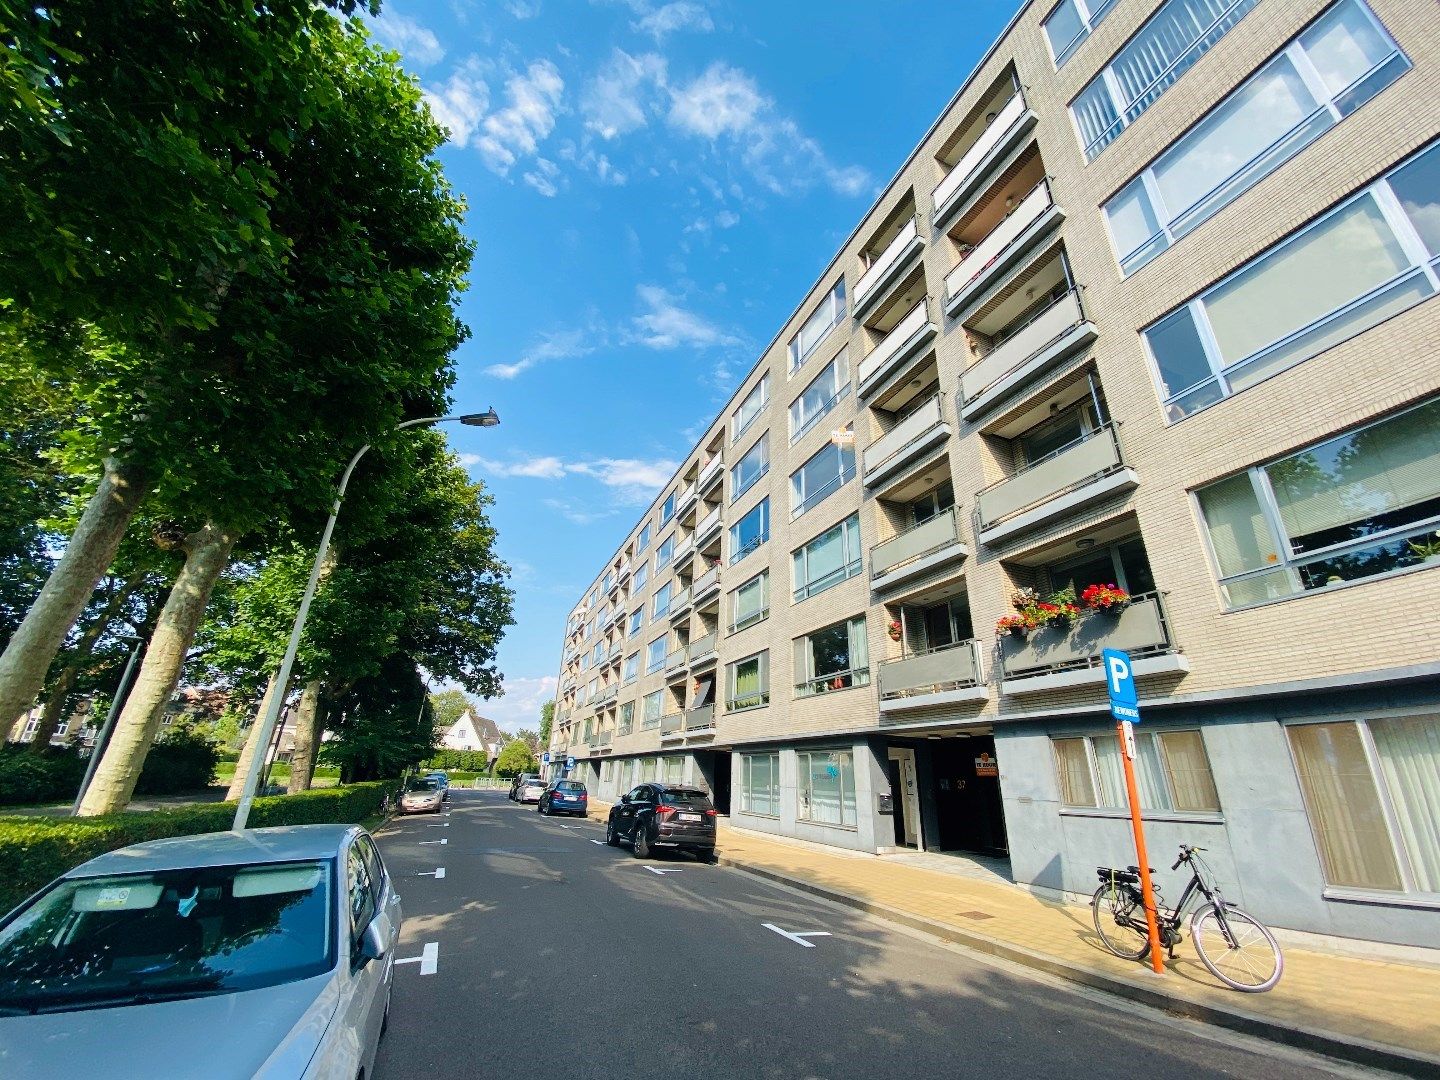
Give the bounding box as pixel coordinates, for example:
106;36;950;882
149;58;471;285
0;745;87;806
0;780;393;915
423;749;492;771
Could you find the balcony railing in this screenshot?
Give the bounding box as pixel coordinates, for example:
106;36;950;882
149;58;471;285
696;506;722;543
683;703;716;733
796;667;871;698
862;393;949;487
664;647;687;673
618;558;632;580
932;90;1036;228
699;454;724;491
976;424;1130;538
660;713;684;735
607;641;622;660
641;714;661;730
879;639;983;699
668;586;692;619
725;691;769;712
692;566;720;602
857;297;938;397
686;632;718;664
596;730;612;747
871;506;965;580
959;289;1095;417
944;179;1059;314
854;214;923;313
1000;592;1177;680
674;536;695;567
676;482;699;516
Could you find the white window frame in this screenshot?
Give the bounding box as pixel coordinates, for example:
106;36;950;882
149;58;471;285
792;514;863;602
655;534;676;572
725;651;770;712
627;608;644;638
728;498;770;566
730;435;770;503
645;635;667;674
796;749;857;827
789;432;856;519
739;752;780;817
623;652;640;684
1052;729;1222;815
729;570;770;634
1043;0;1118;68
788;280;847;374
660;491;677;526
642;690;664;726
653;581;673;619
732;374;770;443
789;350;852;445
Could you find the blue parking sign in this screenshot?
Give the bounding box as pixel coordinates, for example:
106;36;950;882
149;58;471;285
542;752;550;764
566;756;575;769
1103;648;1140;722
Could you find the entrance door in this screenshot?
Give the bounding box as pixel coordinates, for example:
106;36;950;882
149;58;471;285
887;747;921;848
710;751;732;815
930;735;1008;855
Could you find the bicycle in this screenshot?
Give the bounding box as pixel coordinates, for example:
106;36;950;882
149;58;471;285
1092;844;1283;992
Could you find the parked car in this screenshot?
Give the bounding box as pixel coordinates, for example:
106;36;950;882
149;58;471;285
606;783;717;861
423;771;450;800
515;777;547;804
538;779;588;817
399;778;444;815
0;824;402;1080
507;773;539;801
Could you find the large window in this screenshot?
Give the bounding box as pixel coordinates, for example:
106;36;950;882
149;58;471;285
641;691;664;727
627;607;644;638
790;432;855;519
645;635;667;674
797;750;857;826
1043;0;1117;67
733;374;769;443
1195;397;1440;607
1145;140;1440;421
726;652;769;712
618;701;634;735
731;436;770;502
1072;0;1261;161
794;616;870;698
1288;717;1439;895
660;491;677;526
730;570;770;634
656;534;675;571
663;755;684;785
793;514;863;602
633;561;649;592
636;521;652;552
788;280;846;373
1105;0;1409;275
591;643;605;667
1053;730;1220;812
653;582;672;619
623;652;640;684
789;351;851;444
740;752;780;816
728;498;770;565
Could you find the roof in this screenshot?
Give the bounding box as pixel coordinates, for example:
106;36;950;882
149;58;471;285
68;824;360;878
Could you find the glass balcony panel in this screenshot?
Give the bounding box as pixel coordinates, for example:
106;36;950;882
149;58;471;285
686;632;718;662
871;506;963;578
857;298;936;392
944;181;1055;307
933;91;1031;223
862;394;947;481
1000;592;1175;678
660;713;684;735
977;425;1125;529
855;215;922;310
684;704;716;731
878;639;982;698
960;289;1087;406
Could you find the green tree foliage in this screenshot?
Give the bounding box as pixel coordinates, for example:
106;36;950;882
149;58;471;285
495;740;537;778
428;689;471;734
539;700;554;747
320;654;437;782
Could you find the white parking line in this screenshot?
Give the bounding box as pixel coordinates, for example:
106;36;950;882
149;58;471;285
419;839;448;846
762;923;832;948
645;866;683;876
395;942;439;974
588;839;606;846
418;868;446;878
427;823;449;828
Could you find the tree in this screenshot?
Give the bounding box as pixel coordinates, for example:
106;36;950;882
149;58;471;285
538;700;554;748
514;728;540;755
495;739;537;779
428;689;471;734
320;654;435;782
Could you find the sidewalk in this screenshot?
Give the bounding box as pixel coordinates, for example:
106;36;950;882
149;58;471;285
583;800;1440;1075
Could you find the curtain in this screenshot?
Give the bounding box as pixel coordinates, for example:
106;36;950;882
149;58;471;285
1158;730;1221;811
1197;472;1277;577
847;616;870;678
1053;739;1096;806
1371;716;1440;893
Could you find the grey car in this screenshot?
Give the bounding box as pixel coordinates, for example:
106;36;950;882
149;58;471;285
0;824;402;1079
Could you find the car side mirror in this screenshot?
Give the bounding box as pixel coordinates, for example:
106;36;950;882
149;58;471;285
620;794;631;804
359;917;388;964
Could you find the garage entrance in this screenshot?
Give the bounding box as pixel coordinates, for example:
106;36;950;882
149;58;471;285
927;733;1008;856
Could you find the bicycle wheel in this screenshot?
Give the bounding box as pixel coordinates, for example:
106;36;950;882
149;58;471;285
1091;883;1151;961
1191;904;1283;992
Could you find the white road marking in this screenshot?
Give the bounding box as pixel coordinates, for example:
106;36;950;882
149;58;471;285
419;838;448;846
427;823;449;827
395;942;439;974
557;824;581;830
589;839;607;845
763;923;832;948
645;866;684;876
417;868;446;879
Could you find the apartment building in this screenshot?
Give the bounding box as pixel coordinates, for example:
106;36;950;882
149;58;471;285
549;0;1440;948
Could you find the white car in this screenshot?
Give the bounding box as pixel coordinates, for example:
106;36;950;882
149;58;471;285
516;778;547;804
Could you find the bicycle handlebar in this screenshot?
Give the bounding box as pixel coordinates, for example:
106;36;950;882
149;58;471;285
1172;843;1207;870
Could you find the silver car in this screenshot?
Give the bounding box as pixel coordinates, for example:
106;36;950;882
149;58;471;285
516;778;547;804
0;824;402;1079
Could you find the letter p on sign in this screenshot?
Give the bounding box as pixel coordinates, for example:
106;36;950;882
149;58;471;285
1103;648;1141;722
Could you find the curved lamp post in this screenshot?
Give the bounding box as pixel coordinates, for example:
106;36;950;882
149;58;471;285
233;410;500;830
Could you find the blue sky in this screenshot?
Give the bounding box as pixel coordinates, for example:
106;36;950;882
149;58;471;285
372;0;1019;730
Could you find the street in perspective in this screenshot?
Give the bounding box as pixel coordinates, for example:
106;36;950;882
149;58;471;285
2;0;1440;1076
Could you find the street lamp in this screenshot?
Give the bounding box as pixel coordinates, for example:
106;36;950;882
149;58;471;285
233;410;500;830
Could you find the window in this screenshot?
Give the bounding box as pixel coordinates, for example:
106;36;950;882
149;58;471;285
1105;0;1409;275
646;635;667;674
623;652;640;684
639;757;658;781
663;755;684;785
788;280;846;373
633;561;649;592
740;752;780;816
797;749;857;826
730;570;770;633
792;514;863;602
587;678;598;701
1043;0;1117;67
1052;730;1221;812
1072;0;1261;161
602;760;614;782
731;436;769;502
641;691;664;728
794;615;870;697
618;701;635;735
733;375;770;442
653;582;673;619
789;351;851;444
660;491;677;525
790;432;855;519
656;534;675;571
602;571;615;594
728;498;770;565
1144;140;1440;421
637;521;652;553
1287;717;1439;895
726;651;769;711
627;607;644;638
1195;397;1440;607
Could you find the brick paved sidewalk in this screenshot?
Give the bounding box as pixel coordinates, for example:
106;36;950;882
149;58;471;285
583;800;1440;1074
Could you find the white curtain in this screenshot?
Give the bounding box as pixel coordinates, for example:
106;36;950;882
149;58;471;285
1372;716;1440;893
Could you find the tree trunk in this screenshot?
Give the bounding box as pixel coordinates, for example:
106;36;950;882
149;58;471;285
77;523;236;816
0;457;149;731
225;672;284;800
286;680;325;794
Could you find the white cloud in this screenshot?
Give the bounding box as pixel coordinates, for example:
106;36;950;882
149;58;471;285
523;157;561;197
505;0;542;18
372;12;446;66
634;1;713;39
714;209;740;228
467;455;568;479
568;458;678;490
668;62;763;139
484;326;597;380
476;60;565;173
543;498;621;525
582;49;667;140
423;61;490;147
478;674;557;733
628;284;740;350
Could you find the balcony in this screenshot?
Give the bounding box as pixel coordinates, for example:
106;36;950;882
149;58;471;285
862;394;951;490
944;180;1064;318
857;298;939;399
878;639;989;716
596;730;612;749
932;90;1038;231
641;714;661;731
699;454;724;494
676;481;699;518
959;290;1098;421
674;536;696;568
870;507;969;594
976;425;1138;547
618;558;632;580
660;713;684;736
686;631;718;668
683;703;716;734
854;215;924;317
1000;592;1188;695
692;566;721;605
607;641;622;661
668;586;693;621
695;506;722;545
664;646;688;674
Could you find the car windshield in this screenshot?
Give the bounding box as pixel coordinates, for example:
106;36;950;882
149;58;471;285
0;859;335;1015
659;790;710;807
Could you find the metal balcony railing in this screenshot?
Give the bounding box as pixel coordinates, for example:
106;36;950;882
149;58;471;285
1000;591;1178;679
976;423;1127;533
879;638;983;699
870;506;964;580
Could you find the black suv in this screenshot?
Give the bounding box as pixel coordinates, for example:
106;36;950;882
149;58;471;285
606;783;718;861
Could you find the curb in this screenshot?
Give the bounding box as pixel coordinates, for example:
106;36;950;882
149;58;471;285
719;856;1440;1079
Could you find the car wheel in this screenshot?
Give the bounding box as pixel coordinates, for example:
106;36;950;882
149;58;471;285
633;820;652;859
605;819;619;846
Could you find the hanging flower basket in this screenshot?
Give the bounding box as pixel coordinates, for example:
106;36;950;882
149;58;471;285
887;619;903;642
1081;583;1131;614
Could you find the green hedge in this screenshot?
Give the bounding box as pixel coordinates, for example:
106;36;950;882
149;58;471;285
0;745;87;806
423;749;492;771
0;781;393;915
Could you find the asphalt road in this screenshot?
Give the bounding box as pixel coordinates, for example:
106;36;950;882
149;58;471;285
371;790;1363;1080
